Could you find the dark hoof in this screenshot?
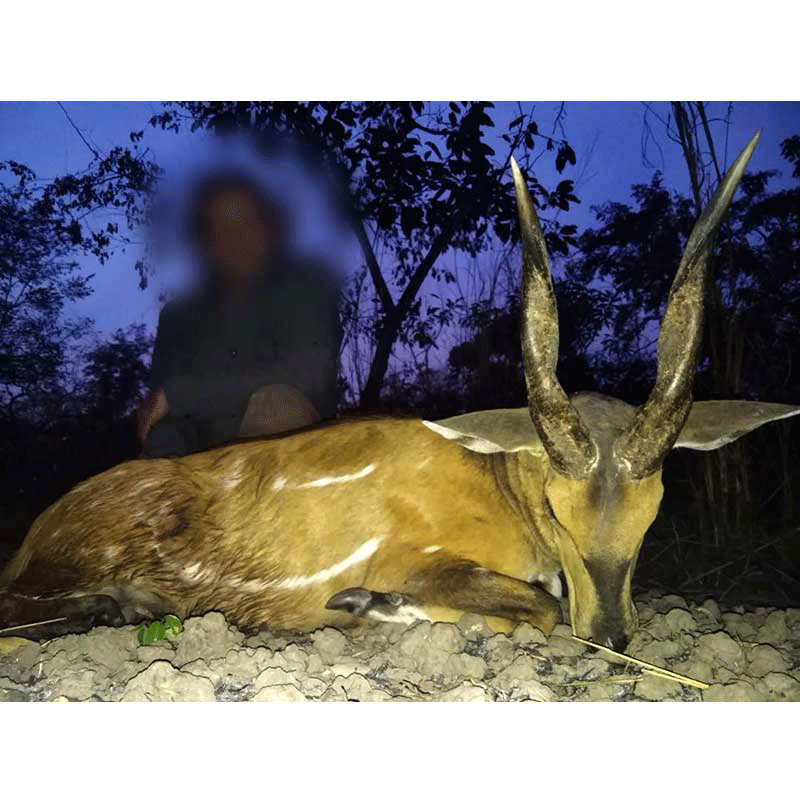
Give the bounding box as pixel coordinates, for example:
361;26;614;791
325;588;428;624
0;592;126;641
325;588;375;616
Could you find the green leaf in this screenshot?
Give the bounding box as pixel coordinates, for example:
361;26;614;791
164;614;183;636
137;620;167;645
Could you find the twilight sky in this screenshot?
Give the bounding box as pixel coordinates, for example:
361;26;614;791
1;101;798;347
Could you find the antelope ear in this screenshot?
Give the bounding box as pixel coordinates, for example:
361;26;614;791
422;409;541;453
674;400;800;451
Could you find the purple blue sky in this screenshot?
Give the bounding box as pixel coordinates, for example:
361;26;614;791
1;101;798;348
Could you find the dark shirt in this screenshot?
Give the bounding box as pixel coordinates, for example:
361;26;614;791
143;258;342;457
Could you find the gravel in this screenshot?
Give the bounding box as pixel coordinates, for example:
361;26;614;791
1;592;799;702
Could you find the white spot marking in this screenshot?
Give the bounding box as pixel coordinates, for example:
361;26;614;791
181;561;205;581
222;465;245;489
276;536;382;588
294;464;376;489
231;536;383;593
422;545;441;554
232;577;274;593
366;606;431;624
272;464;377;491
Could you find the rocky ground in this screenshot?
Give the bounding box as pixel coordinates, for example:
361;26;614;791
1;592;798;701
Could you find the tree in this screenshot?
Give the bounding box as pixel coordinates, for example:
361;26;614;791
81;324;152;423
0;161;92;422
148;102;580;408
0;145;159;547
448;275;609;412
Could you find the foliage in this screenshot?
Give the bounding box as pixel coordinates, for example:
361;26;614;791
137;614;183;645
0;162;92;422
82;325;152;422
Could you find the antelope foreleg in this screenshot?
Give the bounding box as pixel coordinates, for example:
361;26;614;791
326;560;562;635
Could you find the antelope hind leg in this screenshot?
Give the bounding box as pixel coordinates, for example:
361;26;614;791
326;561;562;635
0;592;127;641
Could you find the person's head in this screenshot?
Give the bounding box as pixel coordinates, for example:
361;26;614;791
187;171;288;285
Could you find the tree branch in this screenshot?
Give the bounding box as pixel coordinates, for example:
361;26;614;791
57;103;100;159
351;217;395;314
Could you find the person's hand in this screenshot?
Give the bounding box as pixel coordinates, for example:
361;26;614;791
238;384;321;439
137;387;169;444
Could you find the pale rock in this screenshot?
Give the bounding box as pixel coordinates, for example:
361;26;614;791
696;632;744;668
761;672;800;700
755;611;789;646
582;682;621;702
51;668;100;701
271;643;309;671
636;604;656;624
483;634;514;667
252;683;309;702
651;594;689;613
121;660;216;701
512;623;547;647
784;609;800;630
632;638;683;669
493;654;541;688
747;644;789;677
547;635;587;658
441;653;487;682
254;666;299;690
671;656;715;685
457;613;493;639
0;686;29;702
311;628;348;662
663;608;697;634
635;674;682;702
703;680;764;702
172;613;244;666
331;673;392;701
696;599;721;622
437;682;490;701
550;623;573;639
300;677;328;698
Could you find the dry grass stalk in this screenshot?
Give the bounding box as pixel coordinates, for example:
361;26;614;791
0;617;67;635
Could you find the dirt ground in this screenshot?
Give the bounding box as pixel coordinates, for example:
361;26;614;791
1;591;798;701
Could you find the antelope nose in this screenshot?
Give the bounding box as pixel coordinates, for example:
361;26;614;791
602;634;629;653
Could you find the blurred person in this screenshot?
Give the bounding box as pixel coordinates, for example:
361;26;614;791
137;171;342;457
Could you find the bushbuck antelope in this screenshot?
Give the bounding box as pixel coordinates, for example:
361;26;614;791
1;131;798;652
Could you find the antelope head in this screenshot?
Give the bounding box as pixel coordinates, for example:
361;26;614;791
515;133;768;649
429;131;800;650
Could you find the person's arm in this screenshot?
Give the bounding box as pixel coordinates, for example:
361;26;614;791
137;386;169;444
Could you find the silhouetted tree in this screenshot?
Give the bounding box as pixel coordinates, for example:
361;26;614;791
0;161;92;423
82;324;152;423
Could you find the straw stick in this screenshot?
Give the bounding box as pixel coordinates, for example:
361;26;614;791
572;636;711;689
0;617;67;633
